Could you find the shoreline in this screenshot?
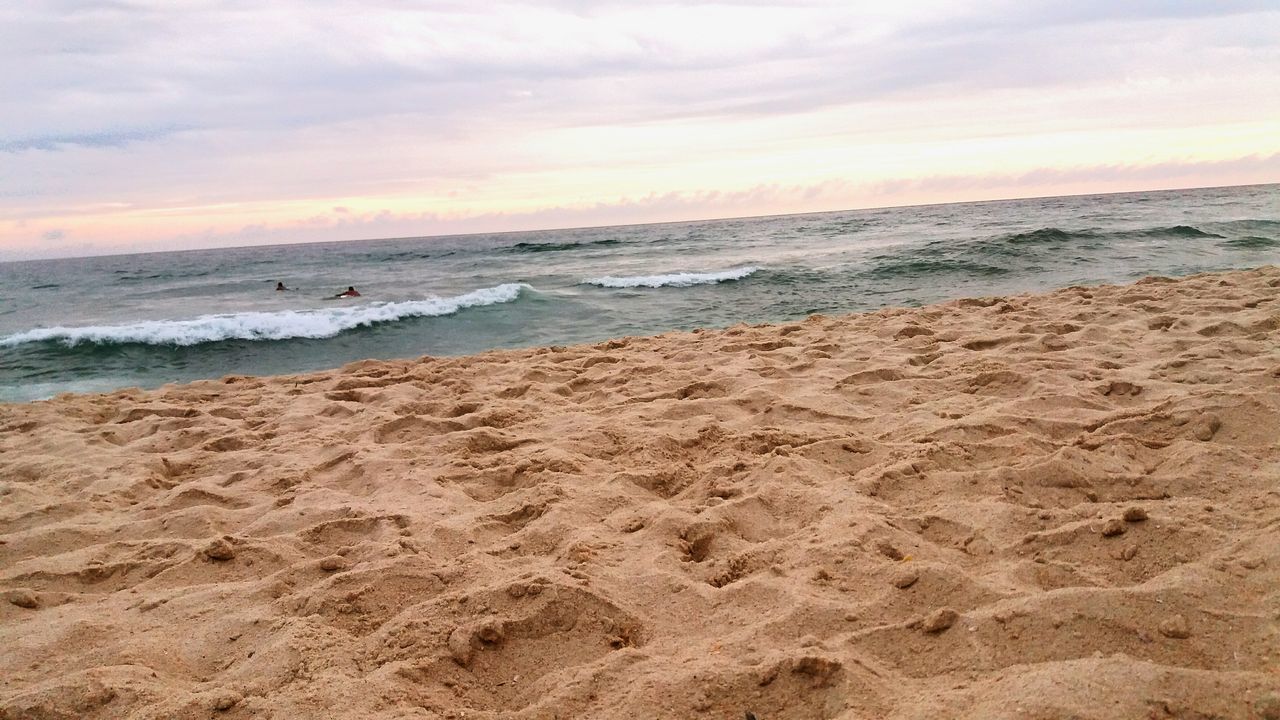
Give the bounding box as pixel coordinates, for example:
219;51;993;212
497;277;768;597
3;266;1279;718
6;181;1276;405
10;264;1270;408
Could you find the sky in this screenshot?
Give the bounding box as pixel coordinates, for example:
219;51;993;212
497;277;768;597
1;1;1278;260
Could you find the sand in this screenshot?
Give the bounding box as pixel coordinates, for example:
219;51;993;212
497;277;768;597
2;267;1279;720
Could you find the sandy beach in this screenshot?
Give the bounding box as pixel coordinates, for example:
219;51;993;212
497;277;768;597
2;266;1278;719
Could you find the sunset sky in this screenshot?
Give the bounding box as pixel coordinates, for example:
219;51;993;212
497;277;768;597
2;1;1277;260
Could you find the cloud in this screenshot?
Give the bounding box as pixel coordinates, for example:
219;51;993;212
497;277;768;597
860;152;1280;199
1;127;184;153
0;1;1277;257
6;1;1275;140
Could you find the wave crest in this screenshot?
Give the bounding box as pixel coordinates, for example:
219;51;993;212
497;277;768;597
1003;228;1097;244
1140;225;1223;239
997;225;1225;245
863;258;1010;279
1222;235;1279;249
0;283;527;348
508;238;622;254
583;266;759;289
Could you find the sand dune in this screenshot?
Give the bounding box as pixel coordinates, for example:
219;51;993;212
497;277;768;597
2;267;1279;719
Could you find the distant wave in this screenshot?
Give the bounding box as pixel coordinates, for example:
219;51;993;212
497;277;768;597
0;283;527;348
863;258;1010;280
113;269;214;284
583;266;760;288
1002;228;1098;244
1214;219;1280;233
1222;235;1279;249
508;238;623;254
859;220;1260;282
370;248;455;262
997;225;1227;244
994;225;1227;245
1124;225;1224;239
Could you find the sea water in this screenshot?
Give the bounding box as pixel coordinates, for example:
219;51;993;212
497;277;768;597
1;184;1276;403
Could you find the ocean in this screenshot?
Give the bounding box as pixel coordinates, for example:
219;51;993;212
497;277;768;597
1;184;1277;403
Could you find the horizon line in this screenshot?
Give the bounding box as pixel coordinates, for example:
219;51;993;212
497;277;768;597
3;179;1275;265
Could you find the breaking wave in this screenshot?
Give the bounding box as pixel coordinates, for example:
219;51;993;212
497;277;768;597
582;266;760;288
0;284;528;348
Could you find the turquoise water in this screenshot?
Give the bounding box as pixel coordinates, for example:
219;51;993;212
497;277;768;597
1;183;1277;403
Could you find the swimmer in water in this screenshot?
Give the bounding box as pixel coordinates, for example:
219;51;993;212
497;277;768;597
276;282;288;291
335;286;361;298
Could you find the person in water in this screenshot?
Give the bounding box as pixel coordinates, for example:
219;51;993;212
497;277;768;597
336;286;361;298
276;282;288;291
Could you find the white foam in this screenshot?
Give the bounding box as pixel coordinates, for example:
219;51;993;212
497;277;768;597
583;266;759;288
0;283;527;348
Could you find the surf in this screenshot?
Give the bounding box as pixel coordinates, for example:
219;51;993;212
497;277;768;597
0;283;529;348
582;266;760;288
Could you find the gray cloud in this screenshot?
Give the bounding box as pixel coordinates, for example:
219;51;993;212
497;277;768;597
1;127;184;153
6;1;1275;143
1;1;1276;254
